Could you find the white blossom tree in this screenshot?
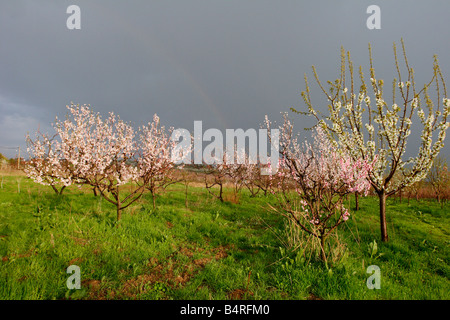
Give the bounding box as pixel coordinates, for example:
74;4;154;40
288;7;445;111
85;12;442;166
296;40;450;241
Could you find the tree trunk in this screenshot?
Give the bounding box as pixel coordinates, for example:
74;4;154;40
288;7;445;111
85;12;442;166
378;191;388;242
355;192;359;211
319;235;327;265
51;184;65;195
219;183;224;202
117;206;122;221
151;190;156;210
116;186;122;221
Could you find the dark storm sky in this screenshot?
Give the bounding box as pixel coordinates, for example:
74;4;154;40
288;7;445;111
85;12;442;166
0;0;449;159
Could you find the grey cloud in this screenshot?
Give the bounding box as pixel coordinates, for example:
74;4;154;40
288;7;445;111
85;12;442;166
0;0;449;159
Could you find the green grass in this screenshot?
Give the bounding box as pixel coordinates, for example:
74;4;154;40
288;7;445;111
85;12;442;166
0;175;448;300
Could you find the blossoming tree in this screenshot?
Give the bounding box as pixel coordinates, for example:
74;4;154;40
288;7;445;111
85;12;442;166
27;104;181;221
55;104;144;221
241;157;271;197
426;155;449;206
137;114;179;209
25;131;71;195
296;40;450;241
203;153;232;203
202;146;247;202
265;114;374;262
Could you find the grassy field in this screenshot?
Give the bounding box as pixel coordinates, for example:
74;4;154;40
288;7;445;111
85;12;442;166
0;173;448;300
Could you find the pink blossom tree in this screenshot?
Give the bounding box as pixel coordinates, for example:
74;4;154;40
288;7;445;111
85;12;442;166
25;104;105;194
25;131;71;195
426;155;449;206
26;104;179;220
203;153;230;203
239;153;272;197
137;114;179;210
241;159;264;197
55;104;143;221
222;148;246;200
265;113;374;263
203;147;250;203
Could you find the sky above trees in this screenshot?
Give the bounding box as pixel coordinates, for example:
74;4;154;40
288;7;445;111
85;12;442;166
1;0;449;159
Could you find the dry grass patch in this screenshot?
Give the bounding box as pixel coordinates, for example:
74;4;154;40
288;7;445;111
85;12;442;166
83;243;231;299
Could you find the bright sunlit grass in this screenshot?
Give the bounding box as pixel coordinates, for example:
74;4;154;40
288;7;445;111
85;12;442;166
0;175;448;300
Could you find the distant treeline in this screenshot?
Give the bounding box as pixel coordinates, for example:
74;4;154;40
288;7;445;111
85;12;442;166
0;153;24;169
